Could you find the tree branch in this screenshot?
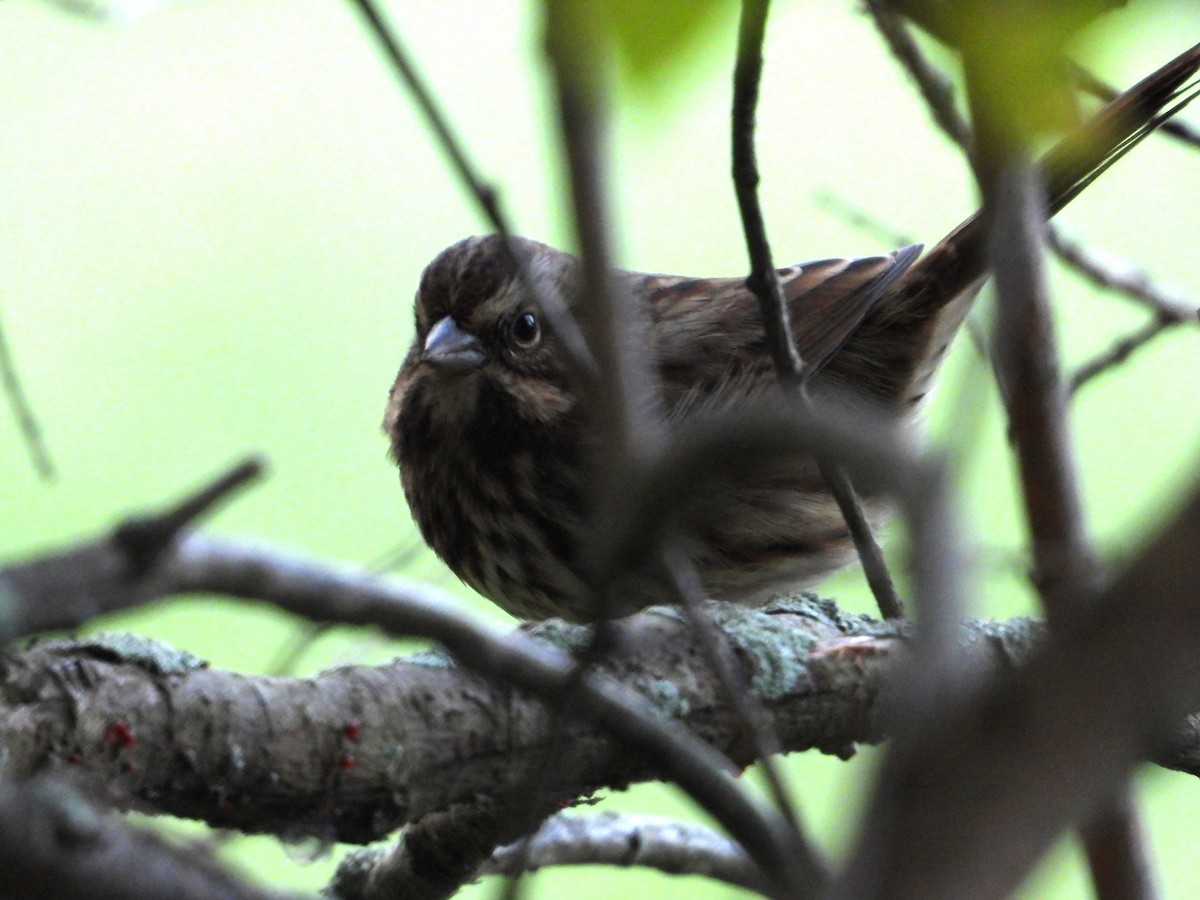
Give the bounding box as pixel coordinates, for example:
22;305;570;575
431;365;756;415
1069;313;1179;396
8;518;1200;895
1047;224;1199;323
483;812;765;893
344;0;596;380
734;0;904;622
0;457;262;639
0;777;291;900
0;304;55;480
834;470;1200;899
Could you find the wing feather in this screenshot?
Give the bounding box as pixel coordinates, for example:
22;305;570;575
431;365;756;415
637;245;923;415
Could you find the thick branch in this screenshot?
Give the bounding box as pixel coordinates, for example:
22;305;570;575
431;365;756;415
968;34;1142;897
0;570;1036;842
7;520;1200;897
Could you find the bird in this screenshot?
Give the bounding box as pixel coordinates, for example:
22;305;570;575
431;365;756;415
384;43;1200;621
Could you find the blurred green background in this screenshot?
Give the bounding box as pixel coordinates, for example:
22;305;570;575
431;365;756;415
2;0;1199;896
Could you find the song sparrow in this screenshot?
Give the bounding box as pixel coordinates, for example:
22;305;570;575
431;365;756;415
385;44;1200;621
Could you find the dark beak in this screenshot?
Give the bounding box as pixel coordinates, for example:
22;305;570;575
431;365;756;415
422;316;486;370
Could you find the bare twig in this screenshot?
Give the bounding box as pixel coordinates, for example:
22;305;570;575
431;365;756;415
332;799;568;900
872;8;1199;392
344;0;596;380
1082;790;1162;900
822;468;904;616
661;546;814;867
732;0;802;385
1069;313;1178;395
261;621;331;677
542;1;658;464
990;159;1154;900
1047;225;1199;323
0;457;263;638
484;812;767;893
812;188;916;249
981;159;1102;615
113;456;264;568
733;0;904;620
867;0;971;147
0;305;55;480
368;538;427;574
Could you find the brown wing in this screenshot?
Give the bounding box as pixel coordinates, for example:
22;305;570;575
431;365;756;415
639;245;923;405
782;245;923;373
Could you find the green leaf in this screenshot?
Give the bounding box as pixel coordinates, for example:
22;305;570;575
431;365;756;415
588;0;733;86
952;0;1126;140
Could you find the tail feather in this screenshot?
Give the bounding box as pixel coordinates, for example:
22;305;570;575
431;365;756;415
861;41;1200;406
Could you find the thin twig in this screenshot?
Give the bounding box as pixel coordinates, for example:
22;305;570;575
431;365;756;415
982;160;1102;614
1082;787;1163;900
733;0;904;619
1047;225;1199;323
542;1;660;467
872;5;1199;389
261;621;331;677
368;538;427;573
484;812;767;893
813;188;916;248
1;457;265;639
1069;313;1179;395
661;544;822;880
0;305;55;480
868;0;971;147
113;456;265;569
732;0;804;385
344;0;596;380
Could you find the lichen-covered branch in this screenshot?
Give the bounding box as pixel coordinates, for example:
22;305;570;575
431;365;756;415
1;554;1061;844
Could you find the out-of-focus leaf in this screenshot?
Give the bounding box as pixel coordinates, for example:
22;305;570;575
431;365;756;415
948;0;1127;141
40;0;164;22
587;0;733;86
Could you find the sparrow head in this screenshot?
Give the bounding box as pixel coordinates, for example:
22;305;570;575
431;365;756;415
384;235;581;459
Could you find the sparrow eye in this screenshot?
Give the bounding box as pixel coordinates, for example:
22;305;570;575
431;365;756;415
511;311;541;348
